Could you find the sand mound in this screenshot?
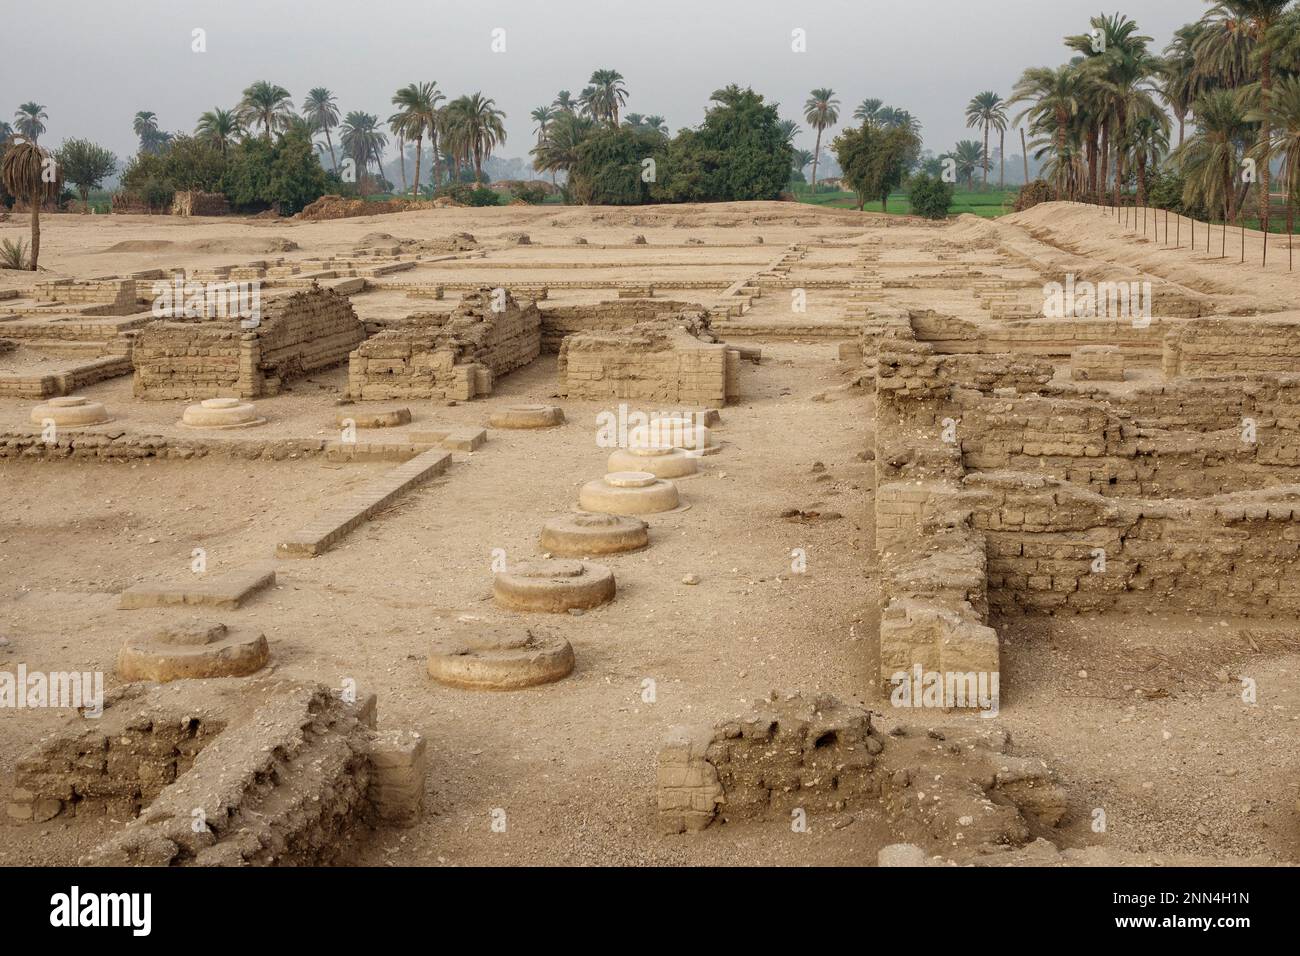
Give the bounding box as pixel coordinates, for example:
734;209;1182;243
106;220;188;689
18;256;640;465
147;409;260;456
97;239;175;253
184;236;299;253
297;194;439;222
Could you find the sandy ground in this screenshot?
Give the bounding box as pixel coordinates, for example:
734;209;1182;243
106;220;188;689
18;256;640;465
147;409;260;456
0;200;1297;866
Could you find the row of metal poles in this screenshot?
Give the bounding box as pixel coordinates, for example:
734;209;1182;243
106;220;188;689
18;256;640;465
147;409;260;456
1063;196;1295;271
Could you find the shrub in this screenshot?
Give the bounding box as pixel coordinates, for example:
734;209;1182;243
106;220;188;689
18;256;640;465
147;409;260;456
908;173;954;220
0;237;28;270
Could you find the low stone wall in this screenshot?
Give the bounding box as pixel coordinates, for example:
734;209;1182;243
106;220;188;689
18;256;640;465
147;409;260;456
9;677;427;865
558;325;737;407
1163;317;1300;379
347;288;540;401
970;473;1300;617
537;299;705;352
132;286;366;400
34;278;142;312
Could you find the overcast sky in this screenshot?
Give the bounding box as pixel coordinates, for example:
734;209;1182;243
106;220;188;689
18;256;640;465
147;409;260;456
6;0;1197;167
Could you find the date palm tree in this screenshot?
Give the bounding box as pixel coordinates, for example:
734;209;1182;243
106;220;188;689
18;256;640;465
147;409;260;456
951;140;989;190
531;111;595;186
340;111;387;194
302;88;341;171
966;91;1008;187
803;88;840;191
0;121;12;144
133;111;165;154
195;108;243;155
391;82;443;197
588;69;628;126
1172;88;1252;227
1012;65;1083;199
448;93;506;183
853;98;884;125
238;81;294;141
553;90;576;113
1162;22;1208;149
643;115;669;136
14;103;48;143
1198;1;1294;242
1247;73;1300;267
2;139;62;270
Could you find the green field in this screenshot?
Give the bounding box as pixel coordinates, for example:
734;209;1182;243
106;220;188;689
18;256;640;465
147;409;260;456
793;185;1017;218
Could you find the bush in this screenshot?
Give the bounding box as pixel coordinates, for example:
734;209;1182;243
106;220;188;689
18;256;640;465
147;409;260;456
0;237;28;270
908;174;953;219
514;182;547;204
467;186;501;206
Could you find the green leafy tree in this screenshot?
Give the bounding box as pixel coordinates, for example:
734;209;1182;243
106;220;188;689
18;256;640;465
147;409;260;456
833;122;920;210
54;138;117;206
908;173;954;219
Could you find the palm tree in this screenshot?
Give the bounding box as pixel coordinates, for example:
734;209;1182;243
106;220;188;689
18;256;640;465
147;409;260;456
950;140;988;190
302;88;341;170
238;81;294;140
447;93;506;183
643;115;669;136
803;88;840;191
532;105;557;144
588;69;628;126
0;121;11;145
195;108;243;155
14;103;48;143
880;107;923;136
390;83;443;197
1162;22;1208;149
532;111;595;186
853;98;884;124
1247;73;1300;264
554;90;577;113
966;92;1008;187
1198;1;1294;240
341;111;387;194
793;149;815;178
1172;88;1253;227
132;111;166;154
777;119;801;144
1129;113;1171;205
2;139;61;270
1012;65;1083;199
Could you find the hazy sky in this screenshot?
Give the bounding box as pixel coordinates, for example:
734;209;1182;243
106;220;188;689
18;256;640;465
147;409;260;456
6;0;1197;168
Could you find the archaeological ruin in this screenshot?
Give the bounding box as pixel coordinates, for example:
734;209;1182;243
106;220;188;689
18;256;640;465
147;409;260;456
2;196;1297;874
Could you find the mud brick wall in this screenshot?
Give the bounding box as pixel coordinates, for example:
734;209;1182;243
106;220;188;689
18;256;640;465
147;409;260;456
909;310;1174;362
171;191;230;216
1163;318;1300;379
34;278;140;310
875;477;998;696
254;288;367;390
966;474;1300;617
658;695;881;833
950;383;1300;498
132;324;245;398
538;299;705;352
0;356;133;399
9;712;229;822
10;679;427;866
557;327;733;407
133;287;365;400
1071;345;1124;381
348;289;539;401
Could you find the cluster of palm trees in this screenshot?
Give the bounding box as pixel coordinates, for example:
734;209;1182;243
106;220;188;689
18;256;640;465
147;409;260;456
530;70;650;184
132;81;506;197
1007;2;1300;261
798;92;924;190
